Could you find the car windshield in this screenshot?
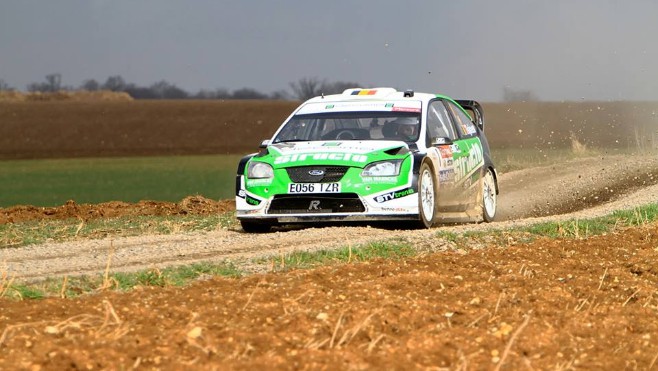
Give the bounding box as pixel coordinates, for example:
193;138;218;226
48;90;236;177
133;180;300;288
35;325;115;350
273;112;421;143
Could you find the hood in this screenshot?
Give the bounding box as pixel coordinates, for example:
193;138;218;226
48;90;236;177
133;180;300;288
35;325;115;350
263;141;409;168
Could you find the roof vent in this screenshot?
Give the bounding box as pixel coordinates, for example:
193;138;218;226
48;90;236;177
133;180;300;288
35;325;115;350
403;89;414;97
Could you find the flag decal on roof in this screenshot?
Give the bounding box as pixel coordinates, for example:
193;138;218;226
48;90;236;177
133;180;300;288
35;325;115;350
351;89;377;95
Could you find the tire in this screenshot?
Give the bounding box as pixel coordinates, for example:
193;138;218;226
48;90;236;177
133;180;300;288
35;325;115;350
482;168;497;222
240;220;272;233
418;162;438;228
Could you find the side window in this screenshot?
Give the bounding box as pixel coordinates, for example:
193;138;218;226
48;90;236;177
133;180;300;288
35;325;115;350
447;102;477;138
426;100;457;145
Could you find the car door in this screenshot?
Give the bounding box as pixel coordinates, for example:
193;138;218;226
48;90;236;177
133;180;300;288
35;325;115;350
425;100;462;210
444;100;485;208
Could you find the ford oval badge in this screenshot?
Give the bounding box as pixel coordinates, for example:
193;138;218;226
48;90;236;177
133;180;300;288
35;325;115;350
309;169;325;176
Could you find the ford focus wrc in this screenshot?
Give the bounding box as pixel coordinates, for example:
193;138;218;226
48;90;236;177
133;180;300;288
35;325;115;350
236;88;498;232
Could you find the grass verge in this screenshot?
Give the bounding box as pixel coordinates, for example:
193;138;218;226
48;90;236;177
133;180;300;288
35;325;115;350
0;212;238;248
1;262;241;301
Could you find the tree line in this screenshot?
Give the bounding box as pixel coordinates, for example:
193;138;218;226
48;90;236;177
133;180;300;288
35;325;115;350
0;74;362;101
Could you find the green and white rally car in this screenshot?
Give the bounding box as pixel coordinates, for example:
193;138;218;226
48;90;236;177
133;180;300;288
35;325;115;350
236;88;498;232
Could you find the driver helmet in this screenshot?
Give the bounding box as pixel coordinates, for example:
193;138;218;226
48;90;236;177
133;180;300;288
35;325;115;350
394;117;418;136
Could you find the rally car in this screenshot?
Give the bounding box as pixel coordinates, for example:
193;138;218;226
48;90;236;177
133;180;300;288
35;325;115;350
235;88;498;232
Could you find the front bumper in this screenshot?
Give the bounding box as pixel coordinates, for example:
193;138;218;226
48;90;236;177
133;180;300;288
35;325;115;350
236;185;419;224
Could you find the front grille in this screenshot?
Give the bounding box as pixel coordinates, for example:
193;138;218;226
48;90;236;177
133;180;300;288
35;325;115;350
268;193;365;214
286;166;348;183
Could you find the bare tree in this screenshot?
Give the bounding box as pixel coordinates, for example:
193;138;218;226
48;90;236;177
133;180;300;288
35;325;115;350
0;79;14;91
27;73;64;92
45;73;62;92
80;79;100;91
270;89;292;100
321;81;361;95
102;75;127;92
213;88;231;99
149;80;188;99
232;87;268;99
290;77;363;100
290;77;324;100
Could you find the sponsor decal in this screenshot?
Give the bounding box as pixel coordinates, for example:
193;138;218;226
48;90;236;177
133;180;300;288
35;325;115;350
297;101;422;115
351;89;378;95
379;207;409;212
246;195;261;206
454;142;484;181
392;107;421;113
463;176;473;190
274;152;368;165
450;144;461;154
374;187;415;203
361;176;398;184
308;200;321;210
246;178;273;187
439;169;455;183
237;189;246;198
439;146;453;159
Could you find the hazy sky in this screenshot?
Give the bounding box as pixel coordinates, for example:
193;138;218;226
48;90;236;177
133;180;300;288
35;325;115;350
1;1;657;102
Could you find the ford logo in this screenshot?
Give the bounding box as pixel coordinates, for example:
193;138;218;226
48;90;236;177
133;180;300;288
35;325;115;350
308;169;325;176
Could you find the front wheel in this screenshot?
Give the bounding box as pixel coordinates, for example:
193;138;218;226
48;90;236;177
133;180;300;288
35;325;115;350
482;168;497;222
418;162;438;228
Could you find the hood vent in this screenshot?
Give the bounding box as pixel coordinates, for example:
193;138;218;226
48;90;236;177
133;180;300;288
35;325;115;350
384;146;409;156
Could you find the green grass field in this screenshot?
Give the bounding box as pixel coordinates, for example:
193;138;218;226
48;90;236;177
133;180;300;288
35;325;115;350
1;147;652;208
0;155;243;207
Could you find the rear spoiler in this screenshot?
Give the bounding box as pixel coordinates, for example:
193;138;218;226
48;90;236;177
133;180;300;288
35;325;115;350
455;100;484;131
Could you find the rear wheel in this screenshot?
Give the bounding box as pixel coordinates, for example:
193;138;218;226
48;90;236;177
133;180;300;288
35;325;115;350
418;162;438;228
482;168;497;222
240;220;272;233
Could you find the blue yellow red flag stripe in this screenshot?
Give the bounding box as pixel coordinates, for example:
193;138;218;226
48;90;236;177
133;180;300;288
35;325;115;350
351;89;377;95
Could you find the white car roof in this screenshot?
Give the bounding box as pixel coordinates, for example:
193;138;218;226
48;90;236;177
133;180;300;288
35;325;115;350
297;88;437;115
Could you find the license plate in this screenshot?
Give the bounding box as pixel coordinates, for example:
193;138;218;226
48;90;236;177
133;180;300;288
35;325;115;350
288;183;341;194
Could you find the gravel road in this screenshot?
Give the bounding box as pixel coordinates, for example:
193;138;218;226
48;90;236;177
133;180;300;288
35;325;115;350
2;154;657;282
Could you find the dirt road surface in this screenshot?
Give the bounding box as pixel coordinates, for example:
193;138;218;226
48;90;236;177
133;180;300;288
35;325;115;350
2;153;658;369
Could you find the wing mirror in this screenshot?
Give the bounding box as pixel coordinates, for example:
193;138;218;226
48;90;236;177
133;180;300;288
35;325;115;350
259;139;271;149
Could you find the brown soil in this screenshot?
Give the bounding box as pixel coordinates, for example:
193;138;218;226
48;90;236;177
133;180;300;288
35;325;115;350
0;196;233;225
0;100;298;159
2;222;658;369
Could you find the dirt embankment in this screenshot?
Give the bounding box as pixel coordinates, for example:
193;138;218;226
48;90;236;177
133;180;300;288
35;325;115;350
0;196;233;225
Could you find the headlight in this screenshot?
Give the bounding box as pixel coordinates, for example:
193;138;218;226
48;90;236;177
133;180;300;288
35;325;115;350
361;160;402;177
247;162;273;179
